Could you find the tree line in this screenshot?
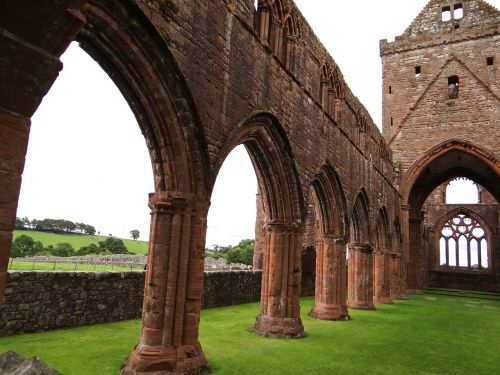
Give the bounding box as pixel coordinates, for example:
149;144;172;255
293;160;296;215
205;239;254;265
15;217;96;235
10;235;129;258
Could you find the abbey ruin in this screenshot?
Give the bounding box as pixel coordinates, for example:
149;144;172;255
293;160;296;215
0;0;498;373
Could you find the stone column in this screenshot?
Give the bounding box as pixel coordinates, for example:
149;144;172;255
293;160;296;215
310;235;349;320
407;217;424;293
373;249;392;304
122;192;210;375
0;112;31;303
390;253;407;300
253;191;265;270
252;222;304;338
347;243;375;310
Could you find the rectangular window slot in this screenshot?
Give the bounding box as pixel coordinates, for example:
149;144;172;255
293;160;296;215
448;75;459;99
487;57;494;66
389;86;392;94
454;4;464;19
390;117;393;127
415;66;421;77
442;6;451;21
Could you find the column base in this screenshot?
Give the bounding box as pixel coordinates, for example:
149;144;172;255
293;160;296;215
251;315;305;338
348;301;376;310
309;304;350;321
121;343;209;375
373;296;393;304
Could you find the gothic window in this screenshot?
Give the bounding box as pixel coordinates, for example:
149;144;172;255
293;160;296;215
448;75;459;99
439;212;489;269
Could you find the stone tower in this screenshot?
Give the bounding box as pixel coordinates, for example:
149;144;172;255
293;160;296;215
381;0;500;292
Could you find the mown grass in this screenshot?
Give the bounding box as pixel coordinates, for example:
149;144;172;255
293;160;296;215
0;294;499;374
13;230;148;255
7;261;143;272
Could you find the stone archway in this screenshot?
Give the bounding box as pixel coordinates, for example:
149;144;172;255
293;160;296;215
216;112;305;338
347;189;375;310
308;164;350;321
373;207;392;304
400;139;500;292
0;1;212;373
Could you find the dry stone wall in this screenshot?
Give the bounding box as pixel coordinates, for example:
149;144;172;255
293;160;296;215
0;270;262;336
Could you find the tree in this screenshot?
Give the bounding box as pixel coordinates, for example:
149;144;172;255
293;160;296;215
225;239;254;265
10;235;43;257
51;242;76;257
99;237;128;254
77;243;102;256
130;229;140;240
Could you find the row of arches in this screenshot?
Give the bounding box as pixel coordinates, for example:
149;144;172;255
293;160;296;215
254;0;298;70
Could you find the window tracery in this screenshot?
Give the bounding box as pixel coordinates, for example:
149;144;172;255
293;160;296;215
438;212;489;270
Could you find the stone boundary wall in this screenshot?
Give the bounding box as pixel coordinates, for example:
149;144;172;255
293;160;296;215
0;270;262;336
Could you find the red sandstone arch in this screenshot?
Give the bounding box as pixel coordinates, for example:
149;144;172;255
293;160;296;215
216;111;305;338
373;207;393;304
0;1;211;373
400;139;499;291
348;190;375;310
308;165;350;320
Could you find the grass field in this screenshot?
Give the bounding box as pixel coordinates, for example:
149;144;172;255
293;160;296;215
0;293;499;374
7;261;143;272
13;230;148;255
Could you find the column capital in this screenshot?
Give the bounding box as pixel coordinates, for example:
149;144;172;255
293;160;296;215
348;243;372;253
265;221;302;234
324;234;346;245
148;191;209;214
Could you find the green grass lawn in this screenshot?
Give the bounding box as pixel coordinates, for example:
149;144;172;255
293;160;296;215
13;230;148;255
7;261;144;272
0;294;499;374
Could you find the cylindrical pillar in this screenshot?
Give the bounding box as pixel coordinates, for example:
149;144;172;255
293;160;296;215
347;243;375;310
310;235;350;320
252;222;304;338
373;249;392;304
122;191;210;374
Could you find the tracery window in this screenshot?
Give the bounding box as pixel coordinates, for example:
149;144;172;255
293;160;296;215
439;212;489;269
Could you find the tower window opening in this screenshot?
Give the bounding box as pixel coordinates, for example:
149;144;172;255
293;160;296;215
390;117;393;127
487;56;494;66
448;75;459;99
389;86;392;94
454;3;464;19
415;66;421;77
442;6;452;21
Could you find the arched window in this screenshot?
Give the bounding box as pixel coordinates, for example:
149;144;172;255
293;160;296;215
320;64;329;109
445;178;479;204
281;15;297;70
438;212;490;269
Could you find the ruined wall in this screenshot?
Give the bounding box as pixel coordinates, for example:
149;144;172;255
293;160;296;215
136;0;401;227
0;270;262;336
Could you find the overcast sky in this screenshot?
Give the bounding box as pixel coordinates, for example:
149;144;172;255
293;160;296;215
16;0;498;247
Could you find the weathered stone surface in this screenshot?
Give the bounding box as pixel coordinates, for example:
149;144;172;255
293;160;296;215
0;270;261;337
0;351;60;375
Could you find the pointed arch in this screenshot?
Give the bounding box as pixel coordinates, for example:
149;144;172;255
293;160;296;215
351;189;371;244
401;139;500;210
216;112;304;223
312;164;348;237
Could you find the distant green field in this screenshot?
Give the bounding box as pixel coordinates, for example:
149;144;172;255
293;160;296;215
8;261;143;272
13;230;148;255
